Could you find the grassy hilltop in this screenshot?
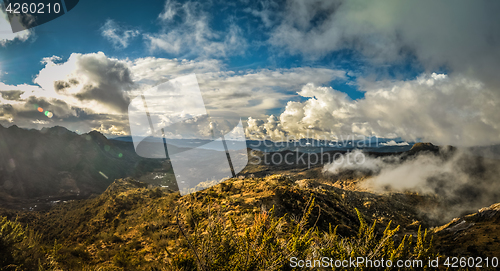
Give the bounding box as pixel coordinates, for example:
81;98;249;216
1;175;442;270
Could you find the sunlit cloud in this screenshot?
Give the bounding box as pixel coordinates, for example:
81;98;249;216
0;9;33;46
101;19;140;49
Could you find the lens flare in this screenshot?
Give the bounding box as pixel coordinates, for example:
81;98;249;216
99;171;108;179
37;107;43;112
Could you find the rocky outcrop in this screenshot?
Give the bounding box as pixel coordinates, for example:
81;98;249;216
409;142;440;153
434;202;500;257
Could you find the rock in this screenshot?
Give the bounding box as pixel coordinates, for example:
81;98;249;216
409;142;439;153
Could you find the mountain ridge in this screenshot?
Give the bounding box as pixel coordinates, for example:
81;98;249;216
0;124;162;203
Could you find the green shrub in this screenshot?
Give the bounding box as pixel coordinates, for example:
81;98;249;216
1;191;439;271
316;209;436;270
0;217;25;269
0;217;47;270
169;198;437;271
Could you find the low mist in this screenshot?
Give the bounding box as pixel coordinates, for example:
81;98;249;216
323;147;500;223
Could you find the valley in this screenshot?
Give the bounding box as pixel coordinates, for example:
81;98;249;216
1;126;500;270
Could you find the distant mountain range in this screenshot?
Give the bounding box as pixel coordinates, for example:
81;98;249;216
0;125;162;201
2;125;500;269
112;135;415;153
3;124;500;204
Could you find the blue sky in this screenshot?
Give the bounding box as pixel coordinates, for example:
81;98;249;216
1;0;500;146
1;0;167;84
0;0;423;98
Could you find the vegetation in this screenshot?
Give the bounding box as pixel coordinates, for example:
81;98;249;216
0;217;48;270
0;175;443;270
167;198;437;271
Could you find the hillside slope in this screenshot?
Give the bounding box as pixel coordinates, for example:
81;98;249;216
434;202;500;257
0;125;163;201
0;175;440;269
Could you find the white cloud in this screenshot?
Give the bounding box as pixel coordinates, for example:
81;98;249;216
145;0;248;58
159;0;178;21
3;50;500;146
0;9;32;46
0;52;346;138
249;73;500;146
127;55;345;122
128;57;222;84
101;19;140;49
243;0;278;28
0;52;137;136
324;149;500;222
95;123;128;136
41;55;62;65
268;0;500;88
2;50;500;146
34;51;133;113
127;64;345;139
197;67;345;119
380;140;409;146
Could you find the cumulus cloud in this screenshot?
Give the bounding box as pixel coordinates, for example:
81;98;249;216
0;51;347;138
35;52;133;113
0;52;135;134
128;66;344;139
245;115;287;140
0;9;32;46
268;0;500;88
380;140;409;147
128;58;345;139
246;81;356;140
95;123;128;136
249;73;500;146
3;51;499;146
41;55;62;65
197;67;345;119
101;19;140;49
145;0;247;58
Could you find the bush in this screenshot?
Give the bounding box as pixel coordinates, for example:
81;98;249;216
0;216;47;270
0;190;439;271
316;209;435;270
0;217;25;269
168;198;437;271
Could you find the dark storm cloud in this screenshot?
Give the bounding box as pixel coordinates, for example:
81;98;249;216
224;92;252;99
71;54;133;113
0;103;15;115
24;96;52;109
74;82;130;113
61;108;122;123
268;0;500;87
20;96;74;120
0;90;24;101
54;80;70;92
